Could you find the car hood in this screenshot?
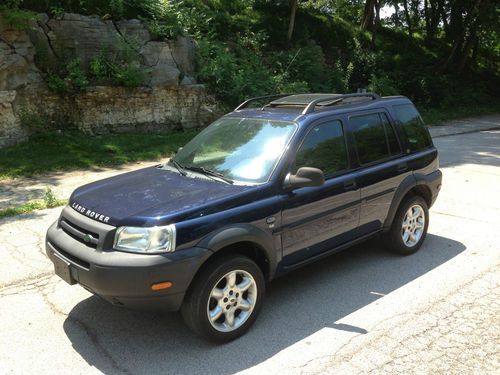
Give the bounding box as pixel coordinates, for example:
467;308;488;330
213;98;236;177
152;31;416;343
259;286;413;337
69;166;256;226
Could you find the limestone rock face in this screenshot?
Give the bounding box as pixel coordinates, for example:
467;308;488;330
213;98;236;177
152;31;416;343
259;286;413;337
0;12;215;148
170;36;196;77
41;13;191;87
115;19;151;45
0;12;198;89
0;16;43;90
46;13;119;68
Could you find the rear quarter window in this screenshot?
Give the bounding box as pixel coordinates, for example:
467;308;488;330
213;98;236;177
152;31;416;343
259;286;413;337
393;104;432;152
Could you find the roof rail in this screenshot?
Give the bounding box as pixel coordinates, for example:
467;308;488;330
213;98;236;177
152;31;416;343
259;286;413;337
234;93;295;111
301;92;380;115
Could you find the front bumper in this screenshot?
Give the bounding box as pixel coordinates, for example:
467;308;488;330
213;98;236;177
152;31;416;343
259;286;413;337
45;207;212;312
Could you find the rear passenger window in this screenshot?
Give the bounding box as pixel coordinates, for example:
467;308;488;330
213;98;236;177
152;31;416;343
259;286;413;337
393;104;432;152
295;120;347;176
351;112;401;165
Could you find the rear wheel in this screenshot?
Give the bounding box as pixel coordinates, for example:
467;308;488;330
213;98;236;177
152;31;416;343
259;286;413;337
181;255;265;342
385;195;429;255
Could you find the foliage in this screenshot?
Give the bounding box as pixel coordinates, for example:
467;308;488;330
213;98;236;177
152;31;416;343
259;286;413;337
367;74;400;96
46;58;89;93
89;35;145;87
0;187;67;218
0;130;200;180
89;53;145;87
4;0;499;113
18;108;49;131
43;186;58;207
0;6;38;29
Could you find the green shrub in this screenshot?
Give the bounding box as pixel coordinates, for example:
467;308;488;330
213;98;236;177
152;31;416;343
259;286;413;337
90;52;145;87
18;108;49;131
49;6;65;18
66;58;89;90
111;63;145;87
46;74;67;93
330;61;354;93
1;7;38;29
43;187;58;207
268;44;330;93
367;74;400;96
46;58;88;93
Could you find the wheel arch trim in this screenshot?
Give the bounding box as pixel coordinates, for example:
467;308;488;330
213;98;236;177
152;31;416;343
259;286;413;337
196;224;277;280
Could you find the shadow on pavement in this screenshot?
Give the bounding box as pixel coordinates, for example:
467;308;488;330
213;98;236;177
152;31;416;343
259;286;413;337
64;233;465;375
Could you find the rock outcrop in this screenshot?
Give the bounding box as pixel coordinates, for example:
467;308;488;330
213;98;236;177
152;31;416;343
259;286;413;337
0;12;216;148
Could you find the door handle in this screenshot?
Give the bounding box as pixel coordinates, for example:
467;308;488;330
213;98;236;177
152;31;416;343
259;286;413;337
397;163;408;172
344;180;357;191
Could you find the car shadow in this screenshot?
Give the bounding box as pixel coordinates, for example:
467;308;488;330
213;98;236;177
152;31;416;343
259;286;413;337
64;233;465;374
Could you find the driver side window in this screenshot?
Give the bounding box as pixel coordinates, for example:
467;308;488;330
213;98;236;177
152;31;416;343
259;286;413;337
294;120;348;177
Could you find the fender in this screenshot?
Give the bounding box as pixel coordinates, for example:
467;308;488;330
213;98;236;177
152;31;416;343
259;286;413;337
414;170;442;207
383;174;417;230
197;223;278;280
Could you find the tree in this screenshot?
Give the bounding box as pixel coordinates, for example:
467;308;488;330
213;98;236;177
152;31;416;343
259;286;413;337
287;0;298;41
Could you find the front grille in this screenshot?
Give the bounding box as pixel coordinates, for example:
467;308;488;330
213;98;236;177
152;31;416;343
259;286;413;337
60;218;99;248
50;242;90;270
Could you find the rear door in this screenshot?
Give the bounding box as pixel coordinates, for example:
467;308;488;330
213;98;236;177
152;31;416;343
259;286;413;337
348;110;410;236
280;118;361;266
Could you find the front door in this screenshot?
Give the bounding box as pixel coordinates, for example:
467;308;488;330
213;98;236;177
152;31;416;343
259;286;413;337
280;119;361;266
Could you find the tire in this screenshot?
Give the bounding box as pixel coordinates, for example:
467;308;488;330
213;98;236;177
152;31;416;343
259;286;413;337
181;255;265;342
384;195;429;255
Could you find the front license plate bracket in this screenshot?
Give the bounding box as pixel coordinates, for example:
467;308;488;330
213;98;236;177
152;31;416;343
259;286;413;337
53;253;76;285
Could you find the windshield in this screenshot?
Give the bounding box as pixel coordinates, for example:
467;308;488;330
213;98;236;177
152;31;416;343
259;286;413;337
174;117;297;184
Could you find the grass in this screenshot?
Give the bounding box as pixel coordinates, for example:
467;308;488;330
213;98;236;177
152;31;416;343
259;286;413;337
0;187;67;219
0;129;200;180
420;101;500;125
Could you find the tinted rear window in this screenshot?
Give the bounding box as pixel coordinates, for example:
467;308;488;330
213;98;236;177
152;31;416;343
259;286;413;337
350;113;401;165
393;104;432;152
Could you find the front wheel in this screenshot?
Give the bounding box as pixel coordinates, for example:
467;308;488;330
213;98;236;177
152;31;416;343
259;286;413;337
384;195;429;255
181;255;265;342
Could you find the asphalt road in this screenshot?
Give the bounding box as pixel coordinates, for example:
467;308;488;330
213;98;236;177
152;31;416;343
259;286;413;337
1;130;499;374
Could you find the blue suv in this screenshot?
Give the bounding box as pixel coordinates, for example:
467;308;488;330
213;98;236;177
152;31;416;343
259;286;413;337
46;93;442;341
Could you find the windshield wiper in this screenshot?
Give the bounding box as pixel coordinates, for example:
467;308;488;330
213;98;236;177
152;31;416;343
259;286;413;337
169;159;187;176
184;165;234;184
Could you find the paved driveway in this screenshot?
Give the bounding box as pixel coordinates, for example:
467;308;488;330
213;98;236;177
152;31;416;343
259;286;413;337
1;130;499;374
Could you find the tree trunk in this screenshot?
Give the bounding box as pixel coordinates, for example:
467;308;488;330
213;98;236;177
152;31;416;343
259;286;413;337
441;0;487;74
394;3;401;27
456;29;477;74
362;0;377;30
471;35;479;64
402;0;413;36
424;0;431;37
456;0;489;74
371;0;381;45
287;0;298;42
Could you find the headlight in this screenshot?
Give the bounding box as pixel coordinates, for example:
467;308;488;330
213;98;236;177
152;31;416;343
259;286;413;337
113;224;176;253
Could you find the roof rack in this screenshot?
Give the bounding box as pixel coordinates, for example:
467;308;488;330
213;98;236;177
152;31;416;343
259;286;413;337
234;93;296;111
234;92;381;114
301;92;380;115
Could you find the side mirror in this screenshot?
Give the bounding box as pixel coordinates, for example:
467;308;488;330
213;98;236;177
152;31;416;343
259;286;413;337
177;147;183;154
284;167;325;189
